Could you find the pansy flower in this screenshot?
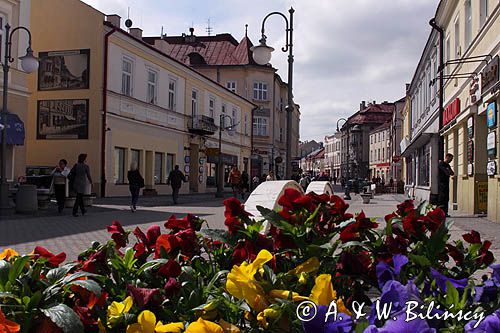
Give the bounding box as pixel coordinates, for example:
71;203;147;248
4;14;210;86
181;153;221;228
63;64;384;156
33;246;66;267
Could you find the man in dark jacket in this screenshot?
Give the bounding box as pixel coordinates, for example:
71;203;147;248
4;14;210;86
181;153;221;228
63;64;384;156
167;165;186;205
438;153;454;216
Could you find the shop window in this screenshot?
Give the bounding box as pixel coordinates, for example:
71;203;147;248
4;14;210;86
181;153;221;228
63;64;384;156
131;149;141;170
114;147;126;184
166;154;175;181
418;145;430;186
154;152;163;184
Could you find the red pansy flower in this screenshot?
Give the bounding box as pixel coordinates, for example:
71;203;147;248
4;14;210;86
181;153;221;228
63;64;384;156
158;259;182;278
396;200;414;215
155;234;180;258
446;244;464;264
339;211;378;243
224;197;251;218
164;277;181;298
463;230;481;244
33;246;66;267
107;220;128;248
127;285;159;308
164;214;198;231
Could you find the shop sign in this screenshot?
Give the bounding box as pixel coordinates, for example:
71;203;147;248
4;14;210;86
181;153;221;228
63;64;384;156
392;155;401;163
487;161;497;176
442;98;460;127
477;182;488;213
467;140;474;162
486;102;497;129
487;132;497;158
467;117;474;138
481;55;499;94
205;148;219;156
468;163;474;176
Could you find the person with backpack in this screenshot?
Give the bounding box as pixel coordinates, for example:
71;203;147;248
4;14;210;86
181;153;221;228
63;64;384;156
127;162;144;212
69;153;92;217
167;165;186;205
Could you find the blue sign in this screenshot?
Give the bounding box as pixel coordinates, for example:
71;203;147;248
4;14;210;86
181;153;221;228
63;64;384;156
487;102;497;128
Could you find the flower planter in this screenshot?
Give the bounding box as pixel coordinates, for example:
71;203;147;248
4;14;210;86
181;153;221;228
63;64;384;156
83;194;96;207
360;193;371;204
65;197;76;208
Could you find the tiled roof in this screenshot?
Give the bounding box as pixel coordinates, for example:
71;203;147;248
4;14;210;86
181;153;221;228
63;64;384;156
346;103;394;126
143;33;258;66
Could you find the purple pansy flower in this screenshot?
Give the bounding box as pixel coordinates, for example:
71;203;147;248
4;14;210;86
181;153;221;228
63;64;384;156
474;279;498;303
465;310;500;332
364;309;436;332
491;263;500;286
376;254;409;289
302;305;352;333
430;268;468;293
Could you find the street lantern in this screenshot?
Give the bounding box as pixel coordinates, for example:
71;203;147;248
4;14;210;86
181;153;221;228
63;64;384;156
1;24;38;211
19;47;39;73
252;8;295;180
250;38;274;65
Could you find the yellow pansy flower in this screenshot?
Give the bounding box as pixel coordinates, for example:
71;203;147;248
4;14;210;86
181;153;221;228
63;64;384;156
218;319;240;333
256;308;279;328
0;248;19;261
226;250;272;313
288;257;320;275
185;318;223;333
268;290;309;302
310;274;337;306
107;296;133;327
126;310;184;333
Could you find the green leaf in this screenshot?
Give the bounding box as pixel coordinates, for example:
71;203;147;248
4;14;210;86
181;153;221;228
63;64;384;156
408;254;431;267
41;304;84;333
355;319;370;333
123;247;137;270
205;270;229;294
69;279;101;297
27;291;42;311
0;260;11;286
137;259;168;275
445;281;459;308
46;263;77;283
0;292;18;301
198;229;230;244
8;256;31;284
257;206;296;234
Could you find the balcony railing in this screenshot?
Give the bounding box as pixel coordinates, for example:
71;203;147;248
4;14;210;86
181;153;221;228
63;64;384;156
188;115;217;136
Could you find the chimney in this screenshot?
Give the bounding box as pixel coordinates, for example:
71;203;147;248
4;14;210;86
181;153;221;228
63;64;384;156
129;27;143;39
106;14;121;27
360;101;366;110
373;100;376;105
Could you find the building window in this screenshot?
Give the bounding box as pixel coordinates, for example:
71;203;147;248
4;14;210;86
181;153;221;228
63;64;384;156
131;149;141;170
253;116;268;136
253;82;268;100
121;58;133;96
166;154;174;181
114;147;126;184
209;97;215;118
445;36;451;74
480;0;488;27
191;90;198;117
221;103;227;127
147;69;157;104
168;78;176;110
154;152;163;184
454;16;460;59
432;54;437;97
226;81;236;93
465;0;472;48
232;107;238;127
244;114;248;135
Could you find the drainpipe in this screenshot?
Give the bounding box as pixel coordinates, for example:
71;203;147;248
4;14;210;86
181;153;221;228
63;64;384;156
429;18;444;160
101;27;117;197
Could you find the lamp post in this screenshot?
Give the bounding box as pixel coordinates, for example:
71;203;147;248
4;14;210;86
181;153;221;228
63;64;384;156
0;24;38;210
336;118;351;200
251;7;294;180
215;114;236;198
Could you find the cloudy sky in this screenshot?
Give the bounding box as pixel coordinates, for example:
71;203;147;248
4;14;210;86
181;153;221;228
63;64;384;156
82;0;438;142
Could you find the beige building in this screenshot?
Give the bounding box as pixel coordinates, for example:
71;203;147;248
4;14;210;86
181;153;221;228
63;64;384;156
434;0;499;220
1;0;32;183
324;132;341;179
369;122;391;182
26;0;254;197
144;31;300;180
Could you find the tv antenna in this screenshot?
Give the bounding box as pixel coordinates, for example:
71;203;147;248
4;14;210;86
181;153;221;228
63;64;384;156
206;17;213;36
125;7;132;29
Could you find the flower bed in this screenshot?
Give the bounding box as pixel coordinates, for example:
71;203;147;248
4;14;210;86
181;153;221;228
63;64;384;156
0;189;499;332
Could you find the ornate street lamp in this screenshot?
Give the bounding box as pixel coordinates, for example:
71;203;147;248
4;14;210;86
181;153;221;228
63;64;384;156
215;114;237;198
251;8;295;179
1;24;38;210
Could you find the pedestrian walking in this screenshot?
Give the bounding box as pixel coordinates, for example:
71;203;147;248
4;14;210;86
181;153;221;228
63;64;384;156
127;162;144;212
69;153;92;217
167;165;186;205
299;173;311;192
51;159;70;213
266;171;276;181
438;153;454;217
252;175;260;191
240;170;249;199
228;166;242;197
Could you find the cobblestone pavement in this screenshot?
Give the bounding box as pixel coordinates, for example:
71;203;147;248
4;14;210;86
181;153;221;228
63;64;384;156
1;190;499;266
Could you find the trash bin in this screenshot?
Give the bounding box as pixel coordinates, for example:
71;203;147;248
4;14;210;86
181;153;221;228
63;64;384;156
15;184;38;214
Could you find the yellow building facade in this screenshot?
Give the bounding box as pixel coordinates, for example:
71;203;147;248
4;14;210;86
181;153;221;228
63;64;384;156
27;0;253;197
436;0;499;220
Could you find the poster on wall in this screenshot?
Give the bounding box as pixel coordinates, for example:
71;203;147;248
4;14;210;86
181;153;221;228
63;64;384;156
487;131;497;158
468;163;474;176
38;49;90;91
487;102;497;129
467;117;474;138
37;99;89;139
487;161;497;176
467;140;474;162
